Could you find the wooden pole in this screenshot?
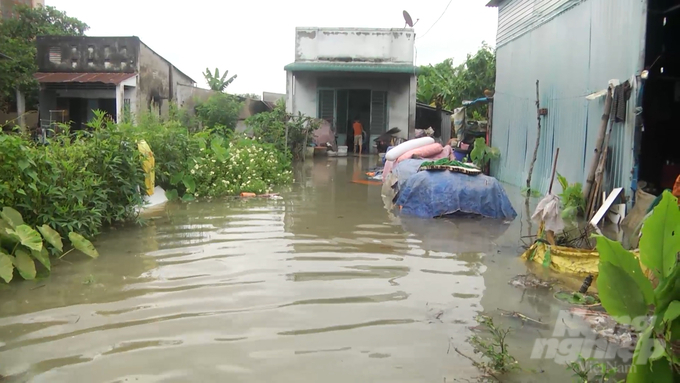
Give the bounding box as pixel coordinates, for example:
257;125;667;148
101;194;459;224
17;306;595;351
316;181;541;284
548;148;560;194
526;80;541;193
583;87;613;201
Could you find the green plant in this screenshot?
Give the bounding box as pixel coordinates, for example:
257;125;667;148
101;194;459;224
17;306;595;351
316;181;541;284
594;190;680;382
202;67;237;92
417;43;495;114
194;93;242;134
0;5;88;113
245;100;320;161
554;291;600;306
566;354;618;382
557;173;586;222
521;186;542;198
460;315;519;379
0;206;98;283
470;137;500;168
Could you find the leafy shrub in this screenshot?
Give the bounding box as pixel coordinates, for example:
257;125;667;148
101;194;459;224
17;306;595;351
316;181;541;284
594;190;680;382
195;93;242;134
0;206;98;283
245;100;320;160
557;173;586;222
470;137;500;168
0;115;146;238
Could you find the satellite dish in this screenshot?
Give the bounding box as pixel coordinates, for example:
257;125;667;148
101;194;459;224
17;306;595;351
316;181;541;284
403;10;419;28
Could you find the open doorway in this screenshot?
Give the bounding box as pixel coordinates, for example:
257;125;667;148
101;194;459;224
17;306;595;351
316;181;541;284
639;0;680;194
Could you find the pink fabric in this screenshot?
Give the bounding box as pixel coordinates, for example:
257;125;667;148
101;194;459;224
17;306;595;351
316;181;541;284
396;143;444;163
423;145;452;160
382;160;395;184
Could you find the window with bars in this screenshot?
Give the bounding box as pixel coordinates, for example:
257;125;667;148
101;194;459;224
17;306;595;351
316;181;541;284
370;91;387;134
318;89;335;125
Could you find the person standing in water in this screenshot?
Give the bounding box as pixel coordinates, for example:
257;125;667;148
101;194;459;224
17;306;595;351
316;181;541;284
352;118;364;155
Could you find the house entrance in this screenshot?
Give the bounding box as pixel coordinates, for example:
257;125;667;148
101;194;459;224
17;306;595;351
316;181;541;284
638;0;680;196
318;88;387;154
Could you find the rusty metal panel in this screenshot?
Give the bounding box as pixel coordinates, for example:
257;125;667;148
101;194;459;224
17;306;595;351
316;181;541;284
34;72;136;85
491;0;646;200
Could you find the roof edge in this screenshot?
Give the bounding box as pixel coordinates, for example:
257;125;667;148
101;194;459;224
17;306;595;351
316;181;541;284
485;0;505;7
284;62;420;75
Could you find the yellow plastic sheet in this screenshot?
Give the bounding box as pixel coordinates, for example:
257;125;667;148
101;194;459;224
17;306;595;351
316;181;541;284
521;241;646;278
137;140;155;196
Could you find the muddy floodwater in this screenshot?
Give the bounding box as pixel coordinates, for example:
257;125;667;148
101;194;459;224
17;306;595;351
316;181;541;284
0;157;595;382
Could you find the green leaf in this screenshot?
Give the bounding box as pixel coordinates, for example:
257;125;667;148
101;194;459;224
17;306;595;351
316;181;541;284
37;224;63;253
597;261;650;324
627;350;673;383
0;250;14;283
663;301;680;324
17;159;30;171
5;225;43;252
181;193;196;202
1;207;24;228
68;232;99;259
183;175;196;193
30;246;50;271
639;190;680;280
170;172;184;186
595;235;655;305
165;189;179;201
12;249;36;280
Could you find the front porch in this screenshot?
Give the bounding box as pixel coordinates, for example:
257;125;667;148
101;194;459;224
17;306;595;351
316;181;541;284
35;72;137;130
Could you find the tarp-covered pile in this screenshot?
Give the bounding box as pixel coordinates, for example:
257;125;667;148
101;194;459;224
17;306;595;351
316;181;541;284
394;163;517;220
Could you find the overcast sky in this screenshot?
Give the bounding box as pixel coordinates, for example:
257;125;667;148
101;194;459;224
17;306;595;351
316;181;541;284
46;0;498;95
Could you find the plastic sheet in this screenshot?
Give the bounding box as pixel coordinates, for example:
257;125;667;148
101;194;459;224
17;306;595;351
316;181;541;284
395;169;517;220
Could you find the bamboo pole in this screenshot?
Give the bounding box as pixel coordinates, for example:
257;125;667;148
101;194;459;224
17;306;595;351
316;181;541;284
526;80;541;193
583;87;613;202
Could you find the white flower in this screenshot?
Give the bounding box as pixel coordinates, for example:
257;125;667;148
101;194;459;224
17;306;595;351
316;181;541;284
200;148;205;151
212;159;216;163
194;164;199;170
194;192;199;197
210;171;215;175
190;169;195;174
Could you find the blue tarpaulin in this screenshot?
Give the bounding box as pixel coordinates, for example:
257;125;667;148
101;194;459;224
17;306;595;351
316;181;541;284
395;168;517;220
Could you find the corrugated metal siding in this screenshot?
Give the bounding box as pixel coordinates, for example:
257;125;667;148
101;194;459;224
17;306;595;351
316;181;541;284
491;0;646;199
497;0;587;47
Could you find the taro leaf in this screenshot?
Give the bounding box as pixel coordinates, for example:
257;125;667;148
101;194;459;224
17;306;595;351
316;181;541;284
182;176;196;193
596;236;655;304
170;172;184;186
12;249;36;280
0;218;16;245
663;301;680;324
0;250;14;283
37;224;63;253
5;225;43;252
595;236;654;324
639;190;680;280
627;339;673;383
68;232;99;259
165;189;179;201
30;246;51;271
1;207;24;228
181;193;196;202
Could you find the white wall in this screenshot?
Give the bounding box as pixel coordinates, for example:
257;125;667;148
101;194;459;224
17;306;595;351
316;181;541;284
295;28;414;64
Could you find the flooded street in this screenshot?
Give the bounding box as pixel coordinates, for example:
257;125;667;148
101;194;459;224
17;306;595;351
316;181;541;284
0;157;583;382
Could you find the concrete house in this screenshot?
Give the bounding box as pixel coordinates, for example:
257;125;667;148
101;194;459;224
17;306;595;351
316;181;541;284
488;0;678;207
35;36;196;130
284;28;419;151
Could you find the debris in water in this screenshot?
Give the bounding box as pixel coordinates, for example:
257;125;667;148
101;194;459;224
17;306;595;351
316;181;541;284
569;308;639;348
508;273;556;289
498;308;550;329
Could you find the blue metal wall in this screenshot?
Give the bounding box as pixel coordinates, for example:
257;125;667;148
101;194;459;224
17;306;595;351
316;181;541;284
491;0;647;199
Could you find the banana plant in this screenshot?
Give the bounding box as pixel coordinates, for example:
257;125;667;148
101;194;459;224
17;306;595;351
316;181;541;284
202;67;237;92
594;190;680;381
0;207;98;283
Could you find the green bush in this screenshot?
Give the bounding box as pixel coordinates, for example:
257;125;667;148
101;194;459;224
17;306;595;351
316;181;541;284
0;114;146;238
245;100;320;160
195;93;242;134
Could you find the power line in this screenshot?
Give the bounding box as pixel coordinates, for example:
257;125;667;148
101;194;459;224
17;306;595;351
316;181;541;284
417;0;454;40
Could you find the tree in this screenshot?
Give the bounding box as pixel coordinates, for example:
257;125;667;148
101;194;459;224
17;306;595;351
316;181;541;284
417;43;496;114
203;68;237;92
238;93;261;100
0;5;89;110
194;93;242;134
